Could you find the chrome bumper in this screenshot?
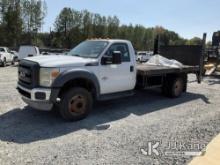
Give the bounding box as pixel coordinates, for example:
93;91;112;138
17;84;51;101
17;84;53;111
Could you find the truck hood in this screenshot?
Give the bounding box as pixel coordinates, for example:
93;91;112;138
24;55;97;67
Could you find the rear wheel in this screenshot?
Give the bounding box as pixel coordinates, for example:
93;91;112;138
162;75;185;98
59;87;93;121
171;77;184;97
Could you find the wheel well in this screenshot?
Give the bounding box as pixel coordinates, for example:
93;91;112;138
162;73;188;97
59;78;97;98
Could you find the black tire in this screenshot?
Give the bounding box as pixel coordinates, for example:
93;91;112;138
59;87;93;121
169;77;184;98
11;59;15;65
162;76;184;98
2;58;6;67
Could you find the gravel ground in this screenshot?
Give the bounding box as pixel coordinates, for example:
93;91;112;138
0;66;220;165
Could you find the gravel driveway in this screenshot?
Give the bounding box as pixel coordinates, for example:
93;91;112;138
0;66;220;165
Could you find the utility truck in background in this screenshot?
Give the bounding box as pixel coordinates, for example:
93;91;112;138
18;45;40;61
17;35;205;121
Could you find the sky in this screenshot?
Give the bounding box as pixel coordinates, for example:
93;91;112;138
43;0;220;41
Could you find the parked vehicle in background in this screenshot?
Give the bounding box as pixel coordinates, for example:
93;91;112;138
11;50;18;63
17;38;205;121
0;47;14;67
136;51;153;62
18;46;40;61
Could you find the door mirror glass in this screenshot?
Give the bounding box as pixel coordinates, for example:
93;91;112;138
112;51;122;64
101;51;122;65
101;55;113;65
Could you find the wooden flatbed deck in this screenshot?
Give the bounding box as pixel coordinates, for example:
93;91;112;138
136;64;199;76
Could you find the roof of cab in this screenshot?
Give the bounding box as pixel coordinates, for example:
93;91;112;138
87;38;131;43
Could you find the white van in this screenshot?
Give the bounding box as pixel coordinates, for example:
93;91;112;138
18;46;40;60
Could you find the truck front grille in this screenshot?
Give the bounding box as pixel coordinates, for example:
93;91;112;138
18;60;40;89
18;65;32;85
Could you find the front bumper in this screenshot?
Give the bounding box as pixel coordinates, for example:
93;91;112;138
17;84;53;111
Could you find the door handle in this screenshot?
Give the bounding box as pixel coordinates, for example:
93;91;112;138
130;66;134;72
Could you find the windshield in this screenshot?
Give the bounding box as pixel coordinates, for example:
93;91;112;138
68;41;109;58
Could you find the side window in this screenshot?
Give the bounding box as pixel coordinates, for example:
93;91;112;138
0;48;5;52
105;43;130;62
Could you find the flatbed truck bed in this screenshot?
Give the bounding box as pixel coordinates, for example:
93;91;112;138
136;64;199;76
134;41;206;90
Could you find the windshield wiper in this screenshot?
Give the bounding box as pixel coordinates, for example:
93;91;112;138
71;54;80;57
69;54;94;59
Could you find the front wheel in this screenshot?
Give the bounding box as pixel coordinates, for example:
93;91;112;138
1;58;6;67
59;87;93;121
11;59;15;65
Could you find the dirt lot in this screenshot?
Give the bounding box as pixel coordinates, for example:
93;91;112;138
0;66;220;165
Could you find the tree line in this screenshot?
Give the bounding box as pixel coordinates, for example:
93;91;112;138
0;0;46;47
0;1;203;50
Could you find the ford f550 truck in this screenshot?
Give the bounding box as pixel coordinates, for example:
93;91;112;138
17;39;204;121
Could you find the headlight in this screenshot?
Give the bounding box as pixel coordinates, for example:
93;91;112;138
39;68;60;87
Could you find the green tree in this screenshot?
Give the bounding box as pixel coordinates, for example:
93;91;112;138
0;0;22;46
186;37;202;45
52;7;195;50
106;16;119;38
22;0;47;32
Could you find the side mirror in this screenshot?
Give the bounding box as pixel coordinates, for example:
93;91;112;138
101;51;122;65
112;51;122;64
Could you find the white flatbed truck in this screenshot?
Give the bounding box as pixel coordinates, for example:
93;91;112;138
17;38;205;121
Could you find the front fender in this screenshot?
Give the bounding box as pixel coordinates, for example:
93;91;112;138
50;69;100;102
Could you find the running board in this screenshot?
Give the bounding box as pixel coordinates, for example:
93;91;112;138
98;90;135;101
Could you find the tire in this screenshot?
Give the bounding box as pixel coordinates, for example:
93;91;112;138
162;76;184;98
2;58;6;67
59;87;93;121
11;59;15;65
169;77;184;98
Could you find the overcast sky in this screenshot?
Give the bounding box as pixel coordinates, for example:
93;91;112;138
43;0;220;41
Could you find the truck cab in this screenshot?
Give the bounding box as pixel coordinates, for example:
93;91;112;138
17;40;137;120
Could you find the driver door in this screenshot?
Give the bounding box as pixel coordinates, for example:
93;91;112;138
99;43;135;94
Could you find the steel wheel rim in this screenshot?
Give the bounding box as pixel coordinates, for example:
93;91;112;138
68;95;86;115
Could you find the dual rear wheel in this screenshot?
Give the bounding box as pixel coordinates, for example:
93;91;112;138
162;75;187;98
